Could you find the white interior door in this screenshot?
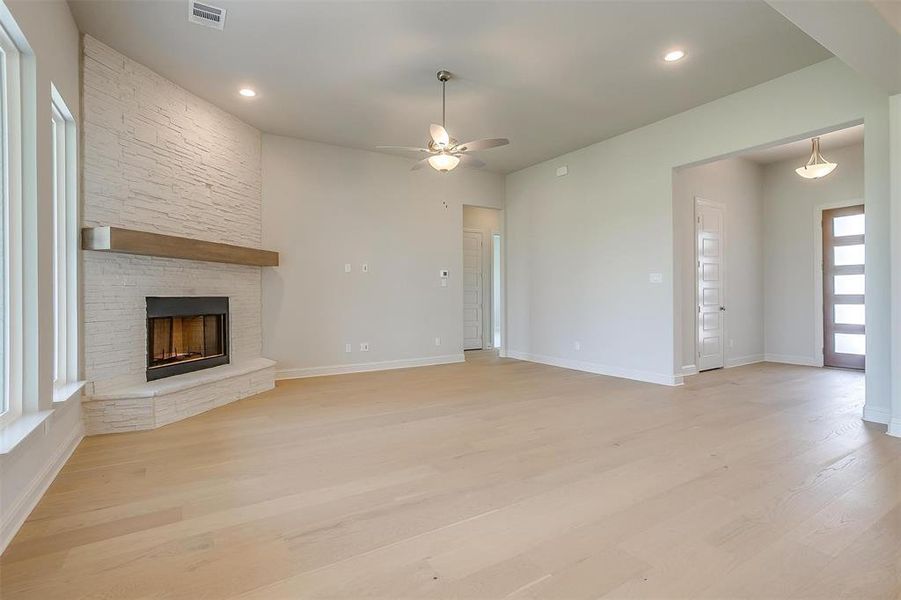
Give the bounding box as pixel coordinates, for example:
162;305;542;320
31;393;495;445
697;199;725;371
463;230;483;350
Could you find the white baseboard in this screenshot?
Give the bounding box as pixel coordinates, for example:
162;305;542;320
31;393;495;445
863;405;892;426
506;350;682;386
725;354;765;368
680;364;698;376
276;354;465;380
1;422;83;554
764;353;822;367
887;418;901;438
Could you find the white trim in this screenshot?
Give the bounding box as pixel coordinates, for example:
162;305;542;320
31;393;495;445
497;211;507;357
863;405;891;425
887;418;901;438
695;196;727;372
812;198;864;370
506;350;683;386
50;85;78;388
725;354;765;368
52;379;85;404
491;229;502;350
0;419;82;554
764;353;821;367
0;16;23;428
680;364;698;376
276;354;465;380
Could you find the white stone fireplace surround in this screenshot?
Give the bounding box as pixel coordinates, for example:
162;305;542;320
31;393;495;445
81;37;274;435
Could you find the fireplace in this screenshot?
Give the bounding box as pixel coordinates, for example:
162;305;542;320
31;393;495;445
146;297;229;381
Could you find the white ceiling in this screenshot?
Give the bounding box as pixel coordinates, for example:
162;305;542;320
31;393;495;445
741;124;864;164
67;0;831;173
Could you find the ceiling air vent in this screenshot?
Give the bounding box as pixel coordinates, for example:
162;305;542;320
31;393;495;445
188;0;226;30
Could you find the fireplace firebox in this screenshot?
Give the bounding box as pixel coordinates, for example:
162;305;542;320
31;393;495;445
146;297;229;381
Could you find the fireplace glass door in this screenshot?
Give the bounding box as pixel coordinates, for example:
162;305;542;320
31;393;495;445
146;297;229;381
148;315;225;369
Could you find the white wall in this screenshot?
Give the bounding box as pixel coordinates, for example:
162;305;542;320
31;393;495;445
0;0;81;552
504;58;891;415
262;135;504;378
673;157;764;372
763;143;864;366
463;205;501;348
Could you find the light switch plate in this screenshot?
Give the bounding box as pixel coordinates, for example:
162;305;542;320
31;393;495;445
361;263;369;273
649;272;663;284
556;165;568;177
435;337;441;346
360;342;369;352
345;343;352;353
344;263;351;273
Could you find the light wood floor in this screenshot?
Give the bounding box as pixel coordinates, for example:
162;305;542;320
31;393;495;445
2;352;899;599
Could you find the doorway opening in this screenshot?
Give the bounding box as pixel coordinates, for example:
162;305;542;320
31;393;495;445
673;123;865;378
463;205;502;352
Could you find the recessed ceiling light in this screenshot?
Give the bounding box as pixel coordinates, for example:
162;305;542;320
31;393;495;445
239;88;256;97
664;49;686;62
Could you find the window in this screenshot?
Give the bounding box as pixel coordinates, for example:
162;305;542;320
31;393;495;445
0;18;22;427
51;86;77;392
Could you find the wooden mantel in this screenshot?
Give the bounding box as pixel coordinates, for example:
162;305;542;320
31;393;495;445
82;226;279;267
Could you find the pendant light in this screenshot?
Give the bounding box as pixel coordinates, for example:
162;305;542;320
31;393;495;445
795;137;837;179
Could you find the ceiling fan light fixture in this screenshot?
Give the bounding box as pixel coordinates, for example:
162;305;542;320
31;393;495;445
428;153;460;172
795;137;837;179
664;49;685;62
377;69;509;173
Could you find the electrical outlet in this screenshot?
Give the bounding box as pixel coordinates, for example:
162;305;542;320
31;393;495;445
360;342;369;352
435;337;441;346
345;343;352;353
574;341;581;351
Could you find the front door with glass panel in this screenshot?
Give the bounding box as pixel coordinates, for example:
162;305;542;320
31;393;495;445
823;205;865;370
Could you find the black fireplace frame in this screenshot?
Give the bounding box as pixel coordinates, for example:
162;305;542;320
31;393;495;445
146;296;229;381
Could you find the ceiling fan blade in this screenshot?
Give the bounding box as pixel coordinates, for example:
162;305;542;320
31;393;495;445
376;145;430;153
411;155;433;171
454;138;509;152
456;154;485;169
430;124;450;147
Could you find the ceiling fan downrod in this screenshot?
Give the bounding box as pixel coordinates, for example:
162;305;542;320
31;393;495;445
437;70;451;129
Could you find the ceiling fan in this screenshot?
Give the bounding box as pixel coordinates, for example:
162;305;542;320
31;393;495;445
377;70;509;172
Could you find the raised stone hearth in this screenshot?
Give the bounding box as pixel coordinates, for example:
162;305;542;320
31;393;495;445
82;358;275;435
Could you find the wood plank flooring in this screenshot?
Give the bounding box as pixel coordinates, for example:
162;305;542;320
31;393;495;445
2;352;899;599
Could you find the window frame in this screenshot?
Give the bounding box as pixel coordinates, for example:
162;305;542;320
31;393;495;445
0;19;23;428
50;86;77;393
